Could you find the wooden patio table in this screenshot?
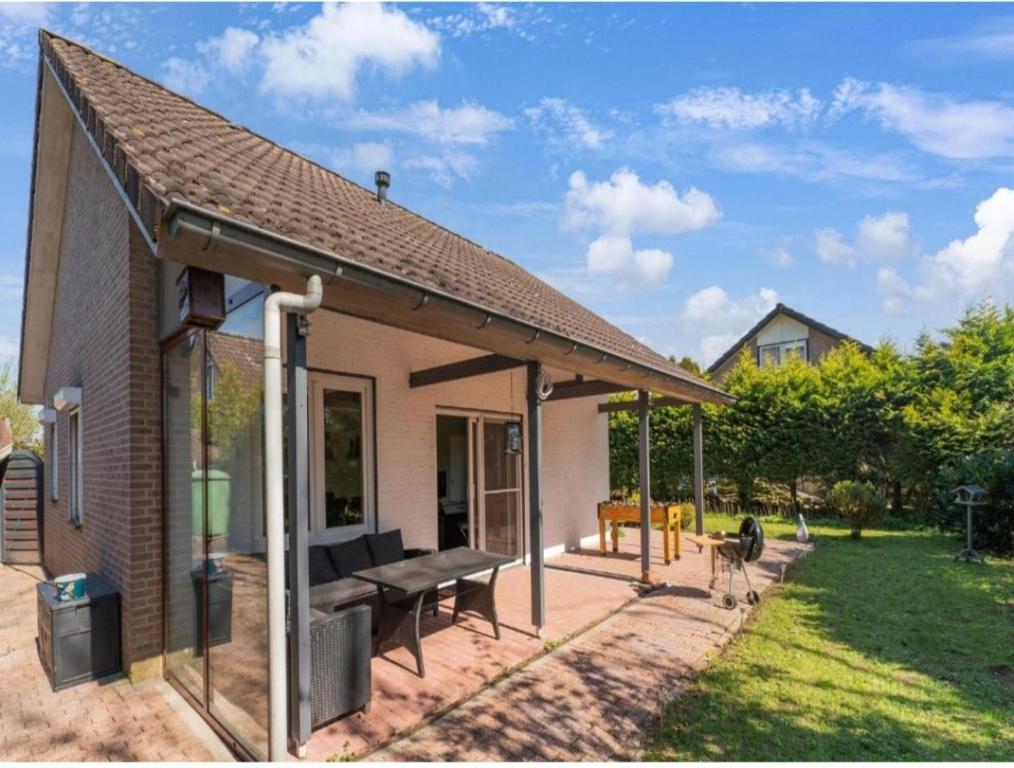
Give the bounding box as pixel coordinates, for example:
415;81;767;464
597;502;683;564
353;547;512;678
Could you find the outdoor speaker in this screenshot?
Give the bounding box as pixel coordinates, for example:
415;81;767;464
176;266;225;329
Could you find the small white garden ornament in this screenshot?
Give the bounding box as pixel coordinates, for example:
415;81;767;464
796;513;810;543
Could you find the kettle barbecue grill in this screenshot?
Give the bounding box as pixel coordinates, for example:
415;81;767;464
715;516;766;610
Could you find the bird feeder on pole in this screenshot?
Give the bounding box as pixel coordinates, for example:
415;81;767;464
952;484;987;563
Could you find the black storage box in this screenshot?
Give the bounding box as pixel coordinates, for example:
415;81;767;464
37;573;121;691
193;568;234;653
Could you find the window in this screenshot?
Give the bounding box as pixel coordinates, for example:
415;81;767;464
758;339;808;368
310;374;375;541
49;422;58;501
68;408;83;526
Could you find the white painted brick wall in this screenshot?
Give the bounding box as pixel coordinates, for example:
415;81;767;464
306;311;609;554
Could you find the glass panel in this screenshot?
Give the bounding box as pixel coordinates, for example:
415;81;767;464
164;333;205;703
483;492;519;557
483;422;519;491
759;345;780;368
322;389;364;529
782;340;807;362
206;309;268;759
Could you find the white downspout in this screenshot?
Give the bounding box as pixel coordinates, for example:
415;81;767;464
264;275;322;761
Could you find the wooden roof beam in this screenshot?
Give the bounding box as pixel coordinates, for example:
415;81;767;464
409;353;525;388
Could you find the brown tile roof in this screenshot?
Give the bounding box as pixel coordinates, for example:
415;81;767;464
39;30;721;397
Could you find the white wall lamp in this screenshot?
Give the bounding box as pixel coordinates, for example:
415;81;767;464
54;387;82;412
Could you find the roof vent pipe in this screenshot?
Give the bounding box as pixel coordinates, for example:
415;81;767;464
375;170;391;205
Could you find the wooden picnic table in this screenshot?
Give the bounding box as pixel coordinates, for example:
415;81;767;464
597;502;683;564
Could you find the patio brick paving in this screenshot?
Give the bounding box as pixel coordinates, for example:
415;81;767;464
0;563;233;762
368;532;809;762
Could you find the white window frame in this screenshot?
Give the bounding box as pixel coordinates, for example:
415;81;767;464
308;373;375;544
50;422;58;501
67;406;83;526
758;339;808;368
40;409;58;501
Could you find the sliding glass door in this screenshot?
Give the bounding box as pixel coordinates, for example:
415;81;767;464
163;294;269;760
480;419;523;558
164;333;205;703
436;412;523;559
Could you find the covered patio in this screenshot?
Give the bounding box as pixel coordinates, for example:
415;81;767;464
302;528;804;761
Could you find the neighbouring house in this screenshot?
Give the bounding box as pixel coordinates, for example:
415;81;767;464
17;31;732;760
707;302;873;383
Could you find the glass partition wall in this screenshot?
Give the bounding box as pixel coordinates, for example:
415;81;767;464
163;292;269;760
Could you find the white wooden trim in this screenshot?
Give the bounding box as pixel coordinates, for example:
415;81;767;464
308;372;375;544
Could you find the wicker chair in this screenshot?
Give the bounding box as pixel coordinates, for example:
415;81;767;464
309;604;372;728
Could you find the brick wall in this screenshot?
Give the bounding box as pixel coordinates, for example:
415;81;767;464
41;122;163;680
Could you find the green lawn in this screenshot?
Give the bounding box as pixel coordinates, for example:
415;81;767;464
646;515;1014;761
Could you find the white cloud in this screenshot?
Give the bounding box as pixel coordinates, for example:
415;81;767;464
585;236;673;286
564;168;718;288
327;141;394;175
524;97;611;150
161;57;210;96
815;228;856;267
429;3;527;39
405;151;478;188
198;27;259;73
657;87;821;130
879;187;1014;313
816;211;911;267
260;3;440;102
680;286;779;364
564;168;720;236
713;141;920;185
0;3;51;24
914;23;1014;60
770;248;795;267
831;77;1014;160
856;211;910;261
0;2;52;67
341;100;513;145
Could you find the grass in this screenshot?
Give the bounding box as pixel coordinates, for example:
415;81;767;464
646;514;1014;761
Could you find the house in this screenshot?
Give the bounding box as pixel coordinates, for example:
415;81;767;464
17;31;732;760
707;302;873;382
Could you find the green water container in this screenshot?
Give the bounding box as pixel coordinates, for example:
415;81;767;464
192;469;231;537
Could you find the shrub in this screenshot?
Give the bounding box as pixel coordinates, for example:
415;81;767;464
828;480;886;539
935;451;1014;554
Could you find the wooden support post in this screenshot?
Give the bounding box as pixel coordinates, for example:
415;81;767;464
692;403;705;536
527;362;546;632
638;390;656;584
286;314;311;750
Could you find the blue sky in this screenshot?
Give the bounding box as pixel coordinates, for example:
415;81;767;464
2;2;1014;370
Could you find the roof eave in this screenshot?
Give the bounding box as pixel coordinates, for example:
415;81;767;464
162;199;736;406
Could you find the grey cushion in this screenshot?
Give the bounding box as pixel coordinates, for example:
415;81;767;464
365;530;404;567
308;546;339;587
328;536;372;578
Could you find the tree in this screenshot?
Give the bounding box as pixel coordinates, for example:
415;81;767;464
828;480;886;539
0;360;41;455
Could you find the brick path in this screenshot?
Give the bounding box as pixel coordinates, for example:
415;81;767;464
370;539;808;761
0;564;232;762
